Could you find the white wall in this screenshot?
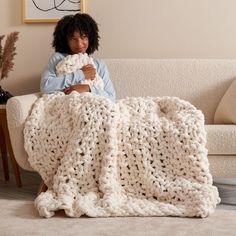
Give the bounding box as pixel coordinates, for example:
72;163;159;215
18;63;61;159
1;0;236;94
90;0;236;59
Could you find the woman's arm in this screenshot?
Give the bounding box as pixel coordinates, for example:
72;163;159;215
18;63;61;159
91;59;116;101
40;53;85;93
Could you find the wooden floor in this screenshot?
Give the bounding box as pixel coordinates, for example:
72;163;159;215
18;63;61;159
0;167;41;200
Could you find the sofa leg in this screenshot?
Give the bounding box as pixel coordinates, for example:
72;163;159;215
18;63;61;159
37;180;47;196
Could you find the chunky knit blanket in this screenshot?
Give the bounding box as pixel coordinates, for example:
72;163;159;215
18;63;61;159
24;92;220;218
56;53;104;91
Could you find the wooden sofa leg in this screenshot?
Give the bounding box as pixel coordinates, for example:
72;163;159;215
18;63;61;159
37;180;48;196
0;126;9;181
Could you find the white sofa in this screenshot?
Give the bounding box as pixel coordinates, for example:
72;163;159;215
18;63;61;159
6;59;236;177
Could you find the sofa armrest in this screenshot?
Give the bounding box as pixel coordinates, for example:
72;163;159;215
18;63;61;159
6;93;41;171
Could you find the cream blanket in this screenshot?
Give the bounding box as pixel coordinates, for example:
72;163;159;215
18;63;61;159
56;53;104;91
24;92;220;218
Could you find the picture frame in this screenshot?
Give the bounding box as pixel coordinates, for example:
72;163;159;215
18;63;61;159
22;0;85;23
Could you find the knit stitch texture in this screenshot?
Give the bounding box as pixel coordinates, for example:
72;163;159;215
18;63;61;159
24;92;220;218
56;53;104;91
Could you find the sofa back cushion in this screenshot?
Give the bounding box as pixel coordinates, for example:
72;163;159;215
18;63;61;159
105;59;236;124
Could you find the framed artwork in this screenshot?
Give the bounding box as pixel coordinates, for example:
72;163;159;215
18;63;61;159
22;0;85;23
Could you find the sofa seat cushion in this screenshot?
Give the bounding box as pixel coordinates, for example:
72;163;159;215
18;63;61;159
205;125;236;155
208;155;236;177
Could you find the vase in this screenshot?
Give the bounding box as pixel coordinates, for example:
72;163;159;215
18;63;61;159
0;86;13;104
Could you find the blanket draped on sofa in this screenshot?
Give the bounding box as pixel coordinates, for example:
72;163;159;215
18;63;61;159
24;92;220;218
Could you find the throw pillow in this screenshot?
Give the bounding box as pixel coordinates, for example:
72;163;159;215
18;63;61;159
214;78;236;123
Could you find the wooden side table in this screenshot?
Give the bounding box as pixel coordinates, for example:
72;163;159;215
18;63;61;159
0;104;22;187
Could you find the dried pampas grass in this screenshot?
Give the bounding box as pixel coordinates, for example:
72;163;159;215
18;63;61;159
0;32;19;80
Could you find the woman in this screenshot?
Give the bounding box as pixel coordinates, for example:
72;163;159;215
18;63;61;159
41;13;116;101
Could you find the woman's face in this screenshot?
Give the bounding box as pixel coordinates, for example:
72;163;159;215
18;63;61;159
68;31;89;54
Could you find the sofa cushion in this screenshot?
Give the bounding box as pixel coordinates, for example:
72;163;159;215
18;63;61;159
205;125;236;155
208;155;236;177
214;78;236;124
106;59;236;124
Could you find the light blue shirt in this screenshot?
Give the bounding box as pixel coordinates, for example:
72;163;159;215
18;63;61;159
41;52;116;101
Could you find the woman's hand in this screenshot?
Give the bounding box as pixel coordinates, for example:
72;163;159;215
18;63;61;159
64;84;90;94
81;64;96;80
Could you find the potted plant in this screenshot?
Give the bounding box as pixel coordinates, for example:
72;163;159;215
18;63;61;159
0;32;19;104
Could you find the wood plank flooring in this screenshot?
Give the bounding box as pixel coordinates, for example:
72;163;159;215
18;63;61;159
0;167;41;200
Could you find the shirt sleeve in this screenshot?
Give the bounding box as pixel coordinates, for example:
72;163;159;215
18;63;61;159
90;59;116;102
40;53;85;93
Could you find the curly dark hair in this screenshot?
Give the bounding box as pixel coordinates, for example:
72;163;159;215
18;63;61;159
52;13;100;55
